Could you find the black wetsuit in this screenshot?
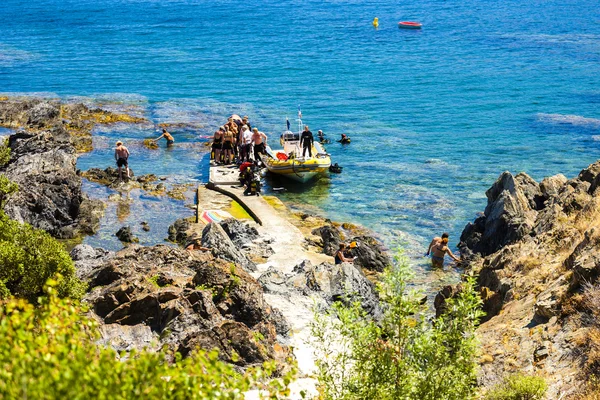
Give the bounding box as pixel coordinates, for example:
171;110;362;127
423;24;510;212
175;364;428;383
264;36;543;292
300;130;314;157
334;250;343;265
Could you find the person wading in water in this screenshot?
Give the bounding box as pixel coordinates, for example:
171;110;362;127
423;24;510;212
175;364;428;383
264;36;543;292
427;235;460;268
155;128;175;147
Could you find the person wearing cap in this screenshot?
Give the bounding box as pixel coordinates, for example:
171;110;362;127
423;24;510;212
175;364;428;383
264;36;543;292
154;128;175;147
114;141;130;180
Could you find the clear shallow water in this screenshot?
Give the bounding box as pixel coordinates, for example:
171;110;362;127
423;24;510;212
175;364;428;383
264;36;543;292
2;0;600;278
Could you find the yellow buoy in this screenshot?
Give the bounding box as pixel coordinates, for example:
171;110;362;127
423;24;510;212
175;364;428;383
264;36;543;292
373;17;379;28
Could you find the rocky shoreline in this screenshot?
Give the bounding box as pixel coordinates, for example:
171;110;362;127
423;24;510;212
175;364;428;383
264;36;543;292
0;97;386;389
436;161;600;397
4;96;600;398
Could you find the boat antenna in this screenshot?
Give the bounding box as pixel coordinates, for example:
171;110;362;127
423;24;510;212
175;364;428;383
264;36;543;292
297;105;303;135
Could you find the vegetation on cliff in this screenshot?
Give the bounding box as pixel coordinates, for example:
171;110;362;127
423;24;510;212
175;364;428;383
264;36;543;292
0;280;293;399
311;255;484;400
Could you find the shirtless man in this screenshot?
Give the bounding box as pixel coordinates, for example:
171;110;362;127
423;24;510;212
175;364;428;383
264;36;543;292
427;234;460;268
252;127;268;160
114;141;130;180
154;128;174;147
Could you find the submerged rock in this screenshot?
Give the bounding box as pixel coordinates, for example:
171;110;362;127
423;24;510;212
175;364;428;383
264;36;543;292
116;226;139;243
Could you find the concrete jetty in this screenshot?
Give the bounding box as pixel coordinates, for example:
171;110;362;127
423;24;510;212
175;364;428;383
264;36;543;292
205;163;331;398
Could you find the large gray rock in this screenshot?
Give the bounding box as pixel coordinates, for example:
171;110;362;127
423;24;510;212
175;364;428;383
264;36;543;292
460;172;539;256
201;222;256;272
81;245;291;367
312;225;341;256
1;127;103;238
259;259;382;320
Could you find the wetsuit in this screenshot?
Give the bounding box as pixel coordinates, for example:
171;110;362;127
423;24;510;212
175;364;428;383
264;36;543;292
334;250;343;265
164;132;174;146
300;130;314;157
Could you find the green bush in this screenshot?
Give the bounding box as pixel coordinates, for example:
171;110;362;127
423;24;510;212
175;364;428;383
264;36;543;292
0;279;293;399
0;174;17;207
0;211;85;300
0;138;9;166
311;254;484;400
485;374;548;400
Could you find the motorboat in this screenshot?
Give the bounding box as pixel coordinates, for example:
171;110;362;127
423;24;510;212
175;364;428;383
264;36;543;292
261;114;331;183
398;21;422;29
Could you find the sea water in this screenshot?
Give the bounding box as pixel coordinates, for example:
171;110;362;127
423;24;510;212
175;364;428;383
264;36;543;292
2;0;600;281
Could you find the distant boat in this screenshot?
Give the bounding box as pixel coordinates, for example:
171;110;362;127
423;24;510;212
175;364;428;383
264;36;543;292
398;21;422;29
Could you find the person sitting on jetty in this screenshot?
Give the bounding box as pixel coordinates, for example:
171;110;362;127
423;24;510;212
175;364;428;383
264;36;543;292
212;127;224;164
300;125;314;158
154;128;174;147
252;127;268;160
428;236;460;268
222;129;235;164
335;243;356;264
114;141;130;181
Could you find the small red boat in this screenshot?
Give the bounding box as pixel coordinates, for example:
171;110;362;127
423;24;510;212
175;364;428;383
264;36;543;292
398;21;422;29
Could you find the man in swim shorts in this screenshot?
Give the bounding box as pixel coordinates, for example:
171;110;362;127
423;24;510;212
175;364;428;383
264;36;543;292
251;127;268;160
426;233;460;268
155;128;175;147
114;141;130;181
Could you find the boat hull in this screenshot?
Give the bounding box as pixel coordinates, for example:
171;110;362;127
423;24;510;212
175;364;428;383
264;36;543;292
261;146;331;183
398;21;422;29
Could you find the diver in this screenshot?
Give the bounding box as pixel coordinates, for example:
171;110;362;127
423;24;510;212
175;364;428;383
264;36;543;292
317;130;331;144
338;134;351;144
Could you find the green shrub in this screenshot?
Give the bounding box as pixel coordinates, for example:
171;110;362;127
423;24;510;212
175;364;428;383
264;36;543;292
311;253;484;400
485;374;547;400
0;279;293;399
0;174;17;207
0;138;9;166
0;211;85;300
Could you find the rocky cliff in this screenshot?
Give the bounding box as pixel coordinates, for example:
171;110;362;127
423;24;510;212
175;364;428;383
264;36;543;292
439;161;600;398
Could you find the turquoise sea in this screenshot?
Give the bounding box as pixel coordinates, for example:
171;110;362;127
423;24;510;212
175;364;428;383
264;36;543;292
2;0;600;280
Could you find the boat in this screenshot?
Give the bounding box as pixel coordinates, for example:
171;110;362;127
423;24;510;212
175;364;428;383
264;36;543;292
398;21;422;29
260;113;331;183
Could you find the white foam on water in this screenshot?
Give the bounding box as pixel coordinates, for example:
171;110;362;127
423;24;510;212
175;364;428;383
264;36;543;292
537;113;600;128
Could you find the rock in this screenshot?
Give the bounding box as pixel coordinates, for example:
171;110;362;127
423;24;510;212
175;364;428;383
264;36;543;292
460;171;539;256
167;217;192;245
220;218;260;248
81;167;136;186
1;127;103;238
565;229;600;288
312;225;341;256
82;245;290;367
201;222;256;272
70;244;115;282
540;174;568;201
116;226;139;243
578;160;600;194
141;221;150;232
349;235;391;272
259;259;382;320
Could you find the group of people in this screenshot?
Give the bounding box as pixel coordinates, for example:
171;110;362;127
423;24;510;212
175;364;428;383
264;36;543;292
211;115;268;165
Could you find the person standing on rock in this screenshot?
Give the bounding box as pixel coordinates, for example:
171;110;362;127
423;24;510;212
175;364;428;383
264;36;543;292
428;236;460;268
114;141;130;180
154;128;174;147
